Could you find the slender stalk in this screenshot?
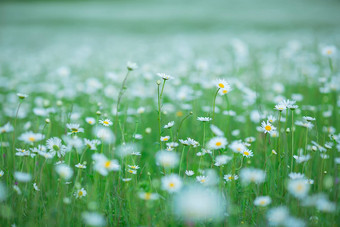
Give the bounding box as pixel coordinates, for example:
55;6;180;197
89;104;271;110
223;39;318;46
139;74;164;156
115;70;131;136
12;100;23;169
176;112;193;140
179;146;186;175
291;110;294;172
212;88;220;120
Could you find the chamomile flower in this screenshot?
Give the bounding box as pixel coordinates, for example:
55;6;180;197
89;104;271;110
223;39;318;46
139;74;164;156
85;117;96;125
126;169;137;174
196;176;208;184
242;149;253;158
160;136;170;142
197;117;212;122
92;153;120;176
185;170;194;176
161;174;182;193
303;116;315;122
46;137;68;157
17;93;28;99
127;61;138;71
138;192;159;201
18;131;45;144
210;124;224;136
216;79;229;89
261;121;276;134
156;150;179;168
99;119;113;127
15;148;30;156
173;186;226;222
321;45;336;57
267;115;276;123
207;137;228;150
214;155;232;166
240;168;266;185
229;140;246;153
55;164;73;180
267;206;289;226
33;183;40;191
0;170;4;177
75;163;87;169
0;122;14;134
224;174;238;182
254;196;271;207
164;121;175;129
66;123;84;135
75;188;87;199
14;172;32;182
274;104;286;111
128;165;139;170
287;179;310;199
157;73;173;80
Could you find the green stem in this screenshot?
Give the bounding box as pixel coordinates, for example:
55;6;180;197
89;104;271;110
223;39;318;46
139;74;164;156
212;88;220;121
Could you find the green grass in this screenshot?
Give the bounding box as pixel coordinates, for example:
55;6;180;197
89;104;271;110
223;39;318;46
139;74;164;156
0;0;340;226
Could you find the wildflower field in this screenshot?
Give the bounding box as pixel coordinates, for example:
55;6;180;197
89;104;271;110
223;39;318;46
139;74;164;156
0;0;340;226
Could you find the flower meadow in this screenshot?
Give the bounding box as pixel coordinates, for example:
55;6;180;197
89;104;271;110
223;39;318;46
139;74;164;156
1;1;340;226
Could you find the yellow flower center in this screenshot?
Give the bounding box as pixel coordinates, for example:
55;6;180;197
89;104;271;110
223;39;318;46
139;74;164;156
103;121;109;125
144;193;151;200
169;183;175;188
265;125;272;131
88;121;93;124
176;111;183;117
28;137;36;142
218;83;225;88
71;128;78;133
201;179;206;183
296;184;303;191
105;161;111;168
244;151;249;156
1;129;5;133
237;148;241;151
163;137;169;141
223;90;228;94
228;176;233;180
78;191;83;196
260;200;265;205
327;49;332;55
216;141;222;146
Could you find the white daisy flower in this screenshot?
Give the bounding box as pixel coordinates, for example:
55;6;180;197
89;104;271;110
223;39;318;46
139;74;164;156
164;121;175;129
207;137;228;150
138;192;159;201
18;131;45;144
33;183;40;191
160;136;170;142
224;174;238;182
66;123;84;135
92;153;120;176
157;73;173;80
242;149;253;158
99;119;113;127
55;164;73;180
85;117;96;125
261;121;276;134
254;196;271;207
197;117;212;122
75;163;87;169
14;172;32;182
156;150;179;168
161;174;182;193
287;179;310;199
74;188;87;199
46;137;68;158
185;170;194;176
